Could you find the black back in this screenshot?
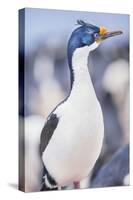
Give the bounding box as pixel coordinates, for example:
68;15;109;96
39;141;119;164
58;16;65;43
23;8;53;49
40;114;59;190
40;113;59;155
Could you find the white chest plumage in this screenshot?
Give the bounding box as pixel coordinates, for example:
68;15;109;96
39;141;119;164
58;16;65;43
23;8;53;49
42;45;104;187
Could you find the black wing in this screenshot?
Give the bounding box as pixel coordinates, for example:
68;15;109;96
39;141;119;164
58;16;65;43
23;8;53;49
40;113;59;155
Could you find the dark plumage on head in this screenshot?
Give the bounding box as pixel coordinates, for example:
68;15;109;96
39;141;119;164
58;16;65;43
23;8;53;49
67;20;123;67
76;20;100;32
67;20;101;70
67;20;102;63
67;20;123;89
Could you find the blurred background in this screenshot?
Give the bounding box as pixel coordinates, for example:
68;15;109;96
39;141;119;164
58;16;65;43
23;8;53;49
19;8;129;192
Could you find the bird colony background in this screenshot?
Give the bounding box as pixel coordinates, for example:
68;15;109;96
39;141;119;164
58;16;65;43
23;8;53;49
19;8;129;192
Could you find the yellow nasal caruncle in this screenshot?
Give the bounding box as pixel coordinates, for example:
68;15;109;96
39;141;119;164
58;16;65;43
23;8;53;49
100;26;108;35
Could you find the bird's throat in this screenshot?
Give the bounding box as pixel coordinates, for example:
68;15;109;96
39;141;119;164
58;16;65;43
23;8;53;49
72;46;90;68
70;46;91;90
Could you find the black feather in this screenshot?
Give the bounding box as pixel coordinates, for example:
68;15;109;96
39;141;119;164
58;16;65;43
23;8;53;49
76;19;99;31
40;113;59;155
40;165;58;191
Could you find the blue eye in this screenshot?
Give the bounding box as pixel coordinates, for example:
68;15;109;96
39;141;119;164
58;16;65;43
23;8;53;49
94;33;99;38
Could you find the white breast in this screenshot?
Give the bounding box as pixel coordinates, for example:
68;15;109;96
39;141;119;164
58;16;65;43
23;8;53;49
42;46;104;187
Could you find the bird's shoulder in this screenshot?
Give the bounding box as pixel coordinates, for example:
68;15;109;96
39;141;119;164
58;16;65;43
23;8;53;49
40;96;71;155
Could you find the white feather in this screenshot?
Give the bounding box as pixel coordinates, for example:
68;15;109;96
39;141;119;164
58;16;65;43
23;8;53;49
42;44;104;187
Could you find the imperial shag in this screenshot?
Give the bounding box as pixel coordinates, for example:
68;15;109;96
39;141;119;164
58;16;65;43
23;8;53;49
40;20;123;191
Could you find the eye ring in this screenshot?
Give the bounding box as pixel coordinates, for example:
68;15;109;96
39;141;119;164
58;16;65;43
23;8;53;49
94;33;99;38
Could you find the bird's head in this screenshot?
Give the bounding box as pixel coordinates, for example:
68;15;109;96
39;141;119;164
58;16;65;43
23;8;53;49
68;20;123;53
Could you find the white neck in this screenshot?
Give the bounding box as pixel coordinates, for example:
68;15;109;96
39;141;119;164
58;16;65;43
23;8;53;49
72;46;90;85
69;44;98;99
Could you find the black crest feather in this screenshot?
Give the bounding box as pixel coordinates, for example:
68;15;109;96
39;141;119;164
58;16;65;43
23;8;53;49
76;19;99;31
77;20;87;26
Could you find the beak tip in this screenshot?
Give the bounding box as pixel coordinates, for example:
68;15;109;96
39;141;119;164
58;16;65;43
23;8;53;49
102;30;123;40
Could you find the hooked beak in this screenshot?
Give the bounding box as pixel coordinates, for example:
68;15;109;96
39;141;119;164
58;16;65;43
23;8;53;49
96;29;123;43
101;30;123;40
